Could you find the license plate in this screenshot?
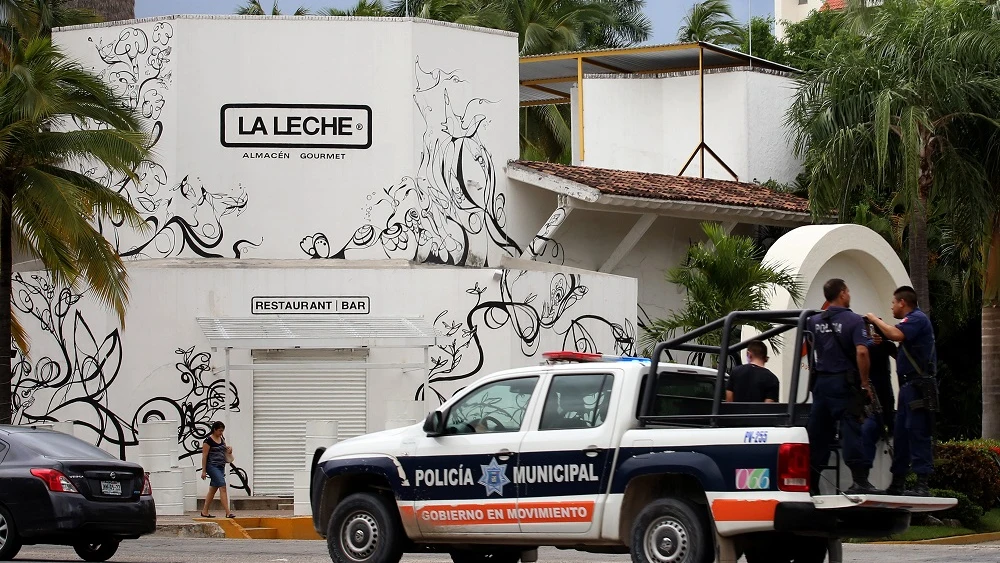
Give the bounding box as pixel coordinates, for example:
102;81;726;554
100;481;122;495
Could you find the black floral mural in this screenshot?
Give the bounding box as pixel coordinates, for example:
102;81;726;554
86;23;258;259
11;274;250;491
133;346;250;494
12;274;135;457
300;57;520;266
416;271;636;403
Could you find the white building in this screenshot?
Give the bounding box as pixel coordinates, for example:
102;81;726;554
15;18;850;498
775;0;846;39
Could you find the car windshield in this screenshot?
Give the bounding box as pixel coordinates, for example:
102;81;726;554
21;431;117;460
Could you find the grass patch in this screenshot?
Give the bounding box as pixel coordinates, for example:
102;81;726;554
976;508;1000;532
850;508;1000;543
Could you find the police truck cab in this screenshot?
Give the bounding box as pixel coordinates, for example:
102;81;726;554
310;310;955;563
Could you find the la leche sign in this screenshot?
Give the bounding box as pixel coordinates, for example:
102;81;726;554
221;103;372;149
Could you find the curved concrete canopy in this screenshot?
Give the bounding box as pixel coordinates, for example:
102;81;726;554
741;224;911;402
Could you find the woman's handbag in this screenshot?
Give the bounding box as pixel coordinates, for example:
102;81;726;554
223;438;235;464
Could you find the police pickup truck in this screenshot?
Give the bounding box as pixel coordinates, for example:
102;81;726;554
310;310;955;563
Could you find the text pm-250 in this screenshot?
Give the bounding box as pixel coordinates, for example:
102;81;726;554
309;318;956;563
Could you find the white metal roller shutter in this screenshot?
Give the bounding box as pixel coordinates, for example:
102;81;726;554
252;349;368;496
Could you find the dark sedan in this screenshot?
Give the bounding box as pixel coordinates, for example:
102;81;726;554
0;426;156;561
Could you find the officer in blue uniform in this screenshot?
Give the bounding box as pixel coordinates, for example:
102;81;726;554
860;330;897;476
807;279;877;494
865;285;937;496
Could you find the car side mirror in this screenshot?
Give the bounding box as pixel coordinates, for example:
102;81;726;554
423;411;444;437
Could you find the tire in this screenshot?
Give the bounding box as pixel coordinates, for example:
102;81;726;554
630;498;709;563
73;539;121;562
327;492;404;563
449;549;521;563
0;506;22;561
743;533;827;563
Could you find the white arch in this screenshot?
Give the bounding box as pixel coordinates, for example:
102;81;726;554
742;224;911;401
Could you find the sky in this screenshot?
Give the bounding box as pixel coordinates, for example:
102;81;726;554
135;0;776;45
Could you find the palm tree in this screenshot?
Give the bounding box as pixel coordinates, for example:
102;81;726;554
0;1;151;424
235;0;310;15
639;222;803;357
319;0;387;16
786;0;1000;317
785;0;1000;437
62;0;133;22
677;0;744;47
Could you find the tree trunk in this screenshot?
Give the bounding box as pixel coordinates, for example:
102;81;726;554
985;306;1000;438
0;186;12;425
982;215;1000;439
910;146;933;315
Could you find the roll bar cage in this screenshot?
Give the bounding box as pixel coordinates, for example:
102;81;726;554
638;309;823;428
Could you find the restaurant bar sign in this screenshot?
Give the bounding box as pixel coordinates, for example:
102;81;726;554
221;104;372;148
251;296;370;314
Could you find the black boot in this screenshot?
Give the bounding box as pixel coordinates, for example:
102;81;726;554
886;473;907;495
903;474;930;497
846;467;880;494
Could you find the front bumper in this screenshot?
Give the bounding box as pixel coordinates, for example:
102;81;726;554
773;501;910;538
18;493;156;544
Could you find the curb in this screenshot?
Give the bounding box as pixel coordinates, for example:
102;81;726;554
193;516;322;540
153;522;226;538
874;531;1000;545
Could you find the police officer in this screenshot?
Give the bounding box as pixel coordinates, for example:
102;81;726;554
807;279;877;494
865;285;937;496
860;328;897;481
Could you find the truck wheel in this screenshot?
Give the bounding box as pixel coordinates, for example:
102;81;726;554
327;492;404;563
449;549;521;563
630;498;709;563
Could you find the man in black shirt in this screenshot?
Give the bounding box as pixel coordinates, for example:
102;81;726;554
726;340;780;403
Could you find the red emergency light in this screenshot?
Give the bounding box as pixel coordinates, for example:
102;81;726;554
542;351;603;362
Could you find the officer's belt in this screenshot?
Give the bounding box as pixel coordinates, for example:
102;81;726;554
899;373;934;385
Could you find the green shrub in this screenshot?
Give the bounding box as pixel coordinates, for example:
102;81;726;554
930;488;984;529
930;442;1000;510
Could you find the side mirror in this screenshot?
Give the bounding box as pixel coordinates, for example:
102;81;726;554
423;411;444;437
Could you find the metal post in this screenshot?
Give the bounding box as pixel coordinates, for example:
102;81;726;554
576;56;585;162
224;347;232;427
223;346;232;512
699;45;705;178
423;346;431;412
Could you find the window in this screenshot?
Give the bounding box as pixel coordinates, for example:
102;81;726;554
798;0;808;4
445;376;539;434
0;440;7;463
21;431;116;460
540;373;614;430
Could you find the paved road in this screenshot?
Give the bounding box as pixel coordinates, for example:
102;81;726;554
13;538;1000;563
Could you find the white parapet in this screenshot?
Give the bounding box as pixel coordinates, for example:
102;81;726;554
51;421;75;436
150;468;184;516
293;469;312;516
304;420;338;469
182;466;198;512
137;420;176;440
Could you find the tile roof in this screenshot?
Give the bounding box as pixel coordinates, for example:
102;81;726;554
822;0;848;11
511;160;810;214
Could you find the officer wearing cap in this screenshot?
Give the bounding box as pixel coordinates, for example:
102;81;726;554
807;278;877;494
865;285;937;496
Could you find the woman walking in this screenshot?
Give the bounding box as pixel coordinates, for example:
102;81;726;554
200;421;235;518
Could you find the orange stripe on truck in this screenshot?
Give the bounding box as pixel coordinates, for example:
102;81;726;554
404;500;595;526
711;499;778;522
